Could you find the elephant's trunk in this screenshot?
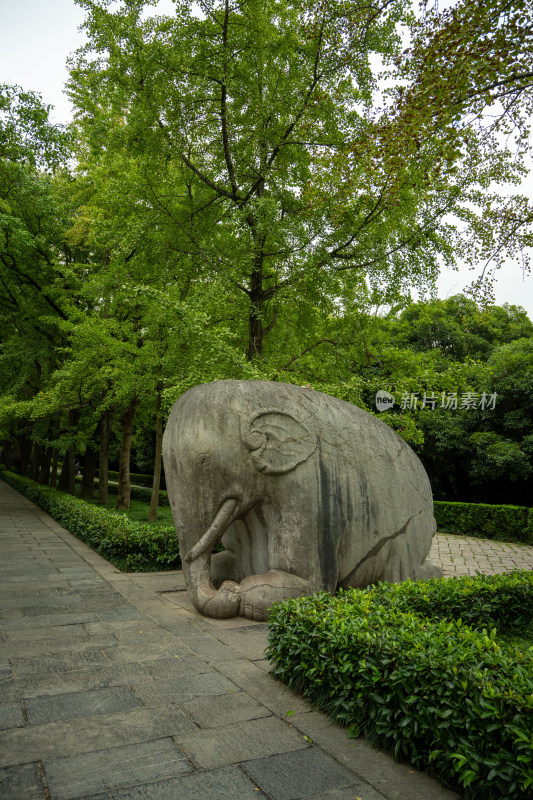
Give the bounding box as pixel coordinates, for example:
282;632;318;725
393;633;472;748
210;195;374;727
183;497;240;619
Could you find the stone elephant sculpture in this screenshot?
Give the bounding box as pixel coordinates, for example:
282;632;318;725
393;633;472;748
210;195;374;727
162;379;442;621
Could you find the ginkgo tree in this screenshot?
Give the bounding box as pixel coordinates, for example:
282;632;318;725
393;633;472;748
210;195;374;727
66;0;533;366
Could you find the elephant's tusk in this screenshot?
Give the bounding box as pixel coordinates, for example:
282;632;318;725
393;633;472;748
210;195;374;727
184;498;238;563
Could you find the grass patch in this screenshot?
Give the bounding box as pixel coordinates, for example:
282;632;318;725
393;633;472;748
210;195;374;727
75;484;174;527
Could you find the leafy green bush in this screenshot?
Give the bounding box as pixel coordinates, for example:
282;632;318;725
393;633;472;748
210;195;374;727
364;571;533;631
267;575;533;800
104;470;167;491
87;477;170;506
434;501;532;544
1;469;180;571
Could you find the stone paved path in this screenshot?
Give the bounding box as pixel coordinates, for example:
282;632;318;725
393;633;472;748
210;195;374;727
430;532;533;575
2;480;530;800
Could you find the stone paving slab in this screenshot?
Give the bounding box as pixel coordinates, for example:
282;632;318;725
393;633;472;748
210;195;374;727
181;690;271;728
0;703;25;731
1;663;155;703
0;706;198;769
430;532;533;575
24;686;141;725
131;671;240;705
0;763;45;800
81;766;269;800
242;747;374;800
43;739;192;800
174;716;310;770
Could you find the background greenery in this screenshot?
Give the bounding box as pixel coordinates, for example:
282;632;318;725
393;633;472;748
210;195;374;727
1;0;532;514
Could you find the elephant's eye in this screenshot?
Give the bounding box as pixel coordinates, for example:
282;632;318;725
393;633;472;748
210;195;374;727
196;452;211;467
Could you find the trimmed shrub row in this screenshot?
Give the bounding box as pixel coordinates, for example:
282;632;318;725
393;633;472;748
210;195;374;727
266;574;533;800
434;500;532;544
1;469;180;571
362;570;533;630
104;470;167;491
87;477;170;506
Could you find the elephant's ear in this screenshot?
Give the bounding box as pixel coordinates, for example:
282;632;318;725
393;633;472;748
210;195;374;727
242;409;317;475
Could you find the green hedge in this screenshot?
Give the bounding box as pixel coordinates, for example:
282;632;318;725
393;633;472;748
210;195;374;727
105;470;167;491
434;501;532;544
1;470;180;571
267;574;533;800
86;477;170;506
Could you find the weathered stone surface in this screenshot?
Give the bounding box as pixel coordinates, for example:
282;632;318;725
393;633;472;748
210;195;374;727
241;747;359;800
174;716;309;770
0;703;25;730
24;687;141;725
80;766;268;800
181;691;270;728
163;380;442;620
0;763;45;799
43;739;192;800
131;672;240;705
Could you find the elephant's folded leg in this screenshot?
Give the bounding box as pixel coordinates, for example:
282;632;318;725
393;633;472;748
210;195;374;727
237;570;315;621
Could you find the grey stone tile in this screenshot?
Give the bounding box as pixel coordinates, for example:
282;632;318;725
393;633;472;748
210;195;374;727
18;604;73;617
143;656;210;680
25;687;141;725
10;648;110;676
83;620;159;635
305;787;387;800
1;663;155;703
0;706;198;768
97;608;145;621
43;738;192;800
174;716;309;770
215;659;312;717
181;691;270;728
214;626;269;661
0;595;70;610
113;629;182;647
0;635;115;659
0;762;46;799
81;766;267;800
68;579;107;587
0;661;12;678
104;642;190;665
67;595;135;613
176;634;237;662
242;747;358;800
0;612;99;630
132;672;239;705
0;702;25;730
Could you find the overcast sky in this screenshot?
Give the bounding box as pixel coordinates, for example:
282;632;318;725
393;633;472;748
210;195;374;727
1;0;532;317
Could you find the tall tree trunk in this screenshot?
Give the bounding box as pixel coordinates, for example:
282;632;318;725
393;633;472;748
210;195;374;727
246;220;266;360
248;269;264;360
19;436;32;476
67;443;76;495
58;451;69;491
98;410;112;504
81;447;96;499
30;444;40;482
66;410;77;496
50;448;59;488
38;447;53;485
148;388;163;522
116;398;139;511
